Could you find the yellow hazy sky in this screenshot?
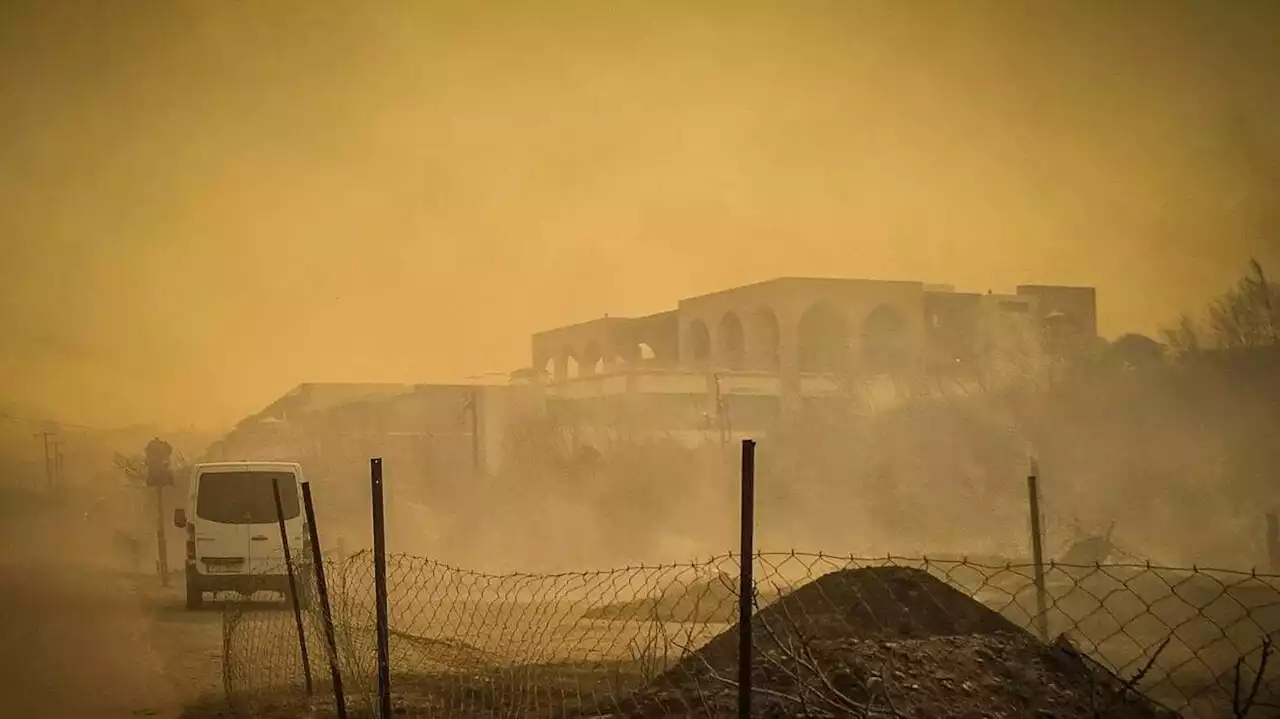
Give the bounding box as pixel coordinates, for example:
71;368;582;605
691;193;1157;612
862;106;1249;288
1;0;1277;429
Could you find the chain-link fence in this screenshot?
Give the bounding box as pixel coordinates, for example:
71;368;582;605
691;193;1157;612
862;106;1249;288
221;550;1278;718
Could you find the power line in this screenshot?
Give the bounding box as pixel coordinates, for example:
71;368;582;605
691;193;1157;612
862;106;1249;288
32;428;63;490
2;410;99;431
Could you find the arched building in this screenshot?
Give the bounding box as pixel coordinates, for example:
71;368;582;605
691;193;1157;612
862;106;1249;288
529;277;1097;445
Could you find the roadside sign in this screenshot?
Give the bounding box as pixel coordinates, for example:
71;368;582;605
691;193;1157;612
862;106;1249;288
145;438;174;487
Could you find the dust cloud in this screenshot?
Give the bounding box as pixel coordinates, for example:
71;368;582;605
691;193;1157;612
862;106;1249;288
1;8;1279;717
0;0;1276;581
0;0;1276;429
312;343;1278;576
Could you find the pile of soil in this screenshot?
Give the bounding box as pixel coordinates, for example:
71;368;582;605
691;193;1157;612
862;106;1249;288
575;566;1176;718
589;632;1178;718
689;565;1024;666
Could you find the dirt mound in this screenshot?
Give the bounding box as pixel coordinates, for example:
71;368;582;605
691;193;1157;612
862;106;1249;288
594;632;1177;718
684;565;1023;669
573;566;1174;718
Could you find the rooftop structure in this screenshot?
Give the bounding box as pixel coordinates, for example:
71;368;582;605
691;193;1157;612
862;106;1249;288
524;276;1098;443
531;277;1096;383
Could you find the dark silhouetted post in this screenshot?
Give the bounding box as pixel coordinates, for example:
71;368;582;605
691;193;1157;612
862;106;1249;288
155;485;170;586
145;437;174;587
53;437;65;491
1267;511;1279;574
273;476;312;694
371;458;392;718
468;388;483;476
302;482;346;718
35;429;55;491
738;439;756;719
1027;457;1049;641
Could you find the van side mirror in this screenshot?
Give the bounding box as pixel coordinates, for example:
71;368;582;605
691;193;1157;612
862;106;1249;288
173;508;187;528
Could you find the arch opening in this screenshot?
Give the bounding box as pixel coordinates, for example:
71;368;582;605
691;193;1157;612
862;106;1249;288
797;302;848;374
687;320;711;364
752;307;781;371
861;304;909;375
582;341;603;376
718;312;746;369
564;346;581;379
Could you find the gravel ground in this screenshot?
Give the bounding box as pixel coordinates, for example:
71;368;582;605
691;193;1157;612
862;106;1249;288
0;488;226;719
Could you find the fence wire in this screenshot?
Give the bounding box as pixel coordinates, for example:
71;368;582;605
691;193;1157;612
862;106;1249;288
221;552;1279;718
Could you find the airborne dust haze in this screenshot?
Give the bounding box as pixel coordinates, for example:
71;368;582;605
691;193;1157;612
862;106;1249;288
1;0;1276;429
1;5;1279;717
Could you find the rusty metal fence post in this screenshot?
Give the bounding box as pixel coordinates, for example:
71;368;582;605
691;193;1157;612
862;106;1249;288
302;481;346;718
371;458;392;718
1027;457;1050;641
273;476;313;694
738;439;756;719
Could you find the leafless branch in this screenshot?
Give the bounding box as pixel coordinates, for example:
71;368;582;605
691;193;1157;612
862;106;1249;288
667;634;806;707
1233;636;1274;718
757;581;903;718
1119;637;1171;699
112;452;147;482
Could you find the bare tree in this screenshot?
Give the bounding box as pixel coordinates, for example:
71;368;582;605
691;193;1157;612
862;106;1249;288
112;449;190;486
111;452;148;484
1162;259;1279;354
972;307;1055;394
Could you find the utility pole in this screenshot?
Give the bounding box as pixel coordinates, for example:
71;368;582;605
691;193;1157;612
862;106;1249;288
154;484;169;585
34;427;58;492
466;388;483;477
712;374;731;475
52;436;65;493
39;431;52;489
145;438;174;587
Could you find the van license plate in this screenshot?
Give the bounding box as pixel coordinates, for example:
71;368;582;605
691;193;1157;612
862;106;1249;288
203;558;245;574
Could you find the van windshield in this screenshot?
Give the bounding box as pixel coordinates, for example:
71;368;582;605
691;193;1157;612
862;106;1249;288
195;471;300;524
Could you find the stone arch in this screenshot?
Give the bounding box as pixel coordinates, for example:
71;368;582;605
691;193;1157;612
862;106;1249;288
687;320;711;364
582;341;603;376
718;312;746;370
797;301;848;374
542;357;556;381
563;345;581;379
861;304;909;375
751;307;781;371
638;342;656;361
615;341;640;366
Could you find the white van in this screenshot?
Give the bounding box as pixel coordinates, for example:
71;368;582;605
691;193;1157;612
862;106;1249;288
173;461;308;610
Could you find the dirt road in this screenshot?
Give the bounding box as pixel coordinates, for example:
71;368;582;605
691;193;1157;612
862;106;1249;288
0;489;225;718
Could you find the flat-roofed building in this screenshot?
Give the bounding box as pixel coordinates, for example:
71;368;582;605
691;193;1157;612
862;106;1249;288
525;276;1098;446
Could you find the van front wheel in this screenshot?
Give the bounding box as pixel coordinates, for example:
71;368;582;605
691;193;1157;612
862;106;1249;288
185;574;205;610
285;588;311;611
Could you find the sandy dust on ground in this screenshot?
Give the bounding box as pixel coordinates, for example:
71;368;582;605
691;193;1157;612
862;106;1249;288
0;488;225;719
